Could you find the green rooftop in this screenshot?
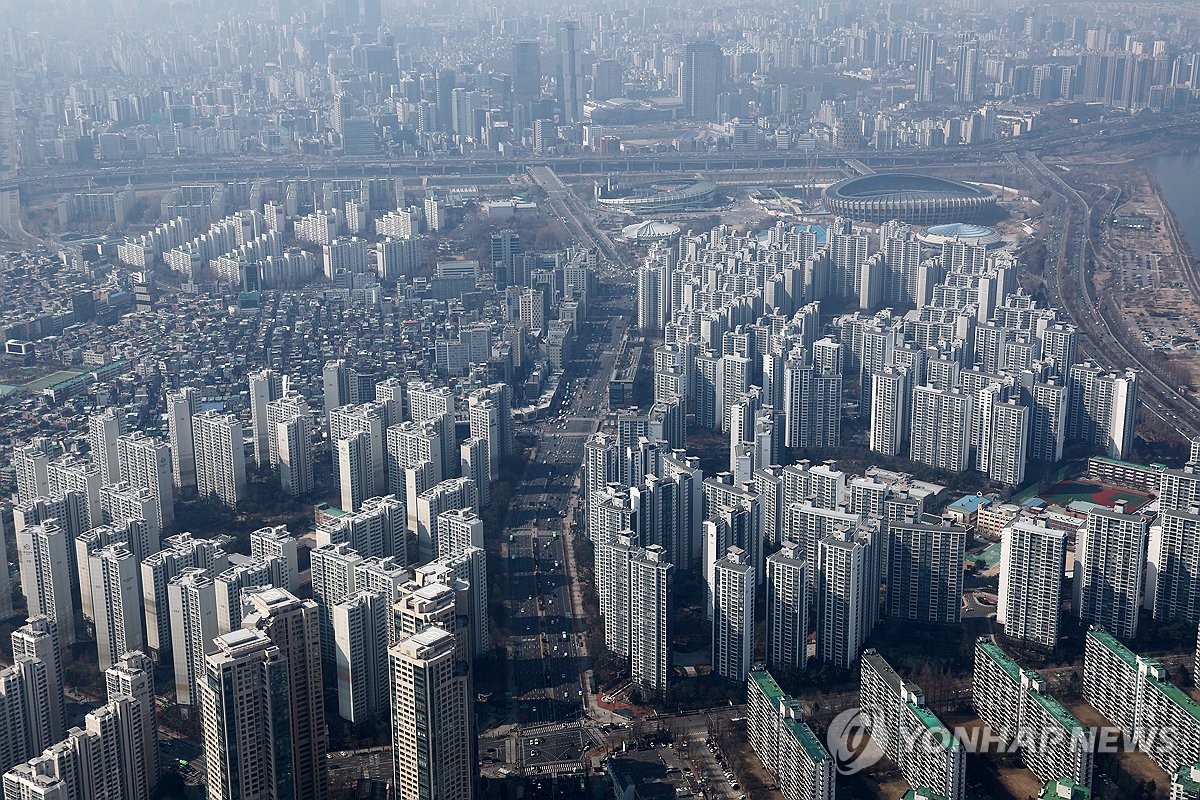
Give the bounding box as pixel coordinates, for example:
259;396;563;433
1039;779;1092;799
749;670;785;709
907;703;959;751
1174;764;1200;791
901;789;949;800
1026;689;1088;735
1144;674;1200;725
1086;627;1138;667
977;639;1023;682
783;717;831;764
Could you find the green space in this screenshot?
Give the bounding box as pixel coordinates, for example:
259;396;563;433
21;368;87;392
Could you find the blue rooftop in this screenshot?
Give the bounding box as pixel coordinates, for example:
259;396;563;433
949;494;991;514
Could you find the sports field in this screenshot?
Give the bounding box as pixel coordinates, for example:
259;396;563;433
1039;479;1154;512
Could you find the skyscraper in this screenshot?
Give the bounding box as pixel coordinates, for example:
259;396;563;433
556;21;583;124
200;628;294;800
116;431;175;531
680;42;722;120
512;41;541;106
1076;503;1148;640
88;407;124;487
331;591;389;723
243;588;329;800
248;368;287;468
16;520;76;647
886;523;966;624
629;545;672;693
916;32;938;104
11;615;65;749
105;651;158;800
817;529;874;669
192;411;247;508
389;626;474;800
712;546;755;683
1067;362;1138;459
90;544;145;671
168;568;219;707
165;387;200;493
766;541;808;672
998;517;1066;647
954;34;979;103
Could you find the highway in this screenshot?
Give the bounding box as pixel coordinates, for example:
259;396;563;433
489;290;632;778
527;164;628;269
6;110;1199;199
1020;151;1200;440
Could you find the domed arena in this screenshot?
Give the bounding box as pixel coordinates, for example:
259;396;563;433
824;173;996;224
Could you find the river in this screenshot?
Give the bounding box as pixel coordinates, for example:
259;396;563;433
1150;149;1200;262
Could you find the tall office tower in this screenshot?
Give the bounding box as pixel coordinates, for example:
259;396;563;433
331;591;389;723
916;32;938;103
16;520;76;647
200;629;293;800
322;360;349;428
248;368;287;468
242;589;329;800
459;438;490;509
90;545;145;671
11;616;65;746
1149;507;1200;624
192;411;247;508
1030;380;1068;463
817;529;874;669
88;407;124;486
168;568;219;707
954;34;979;103
868;368;908;457
105;651;158;800
1075;503;1149;640
389;627;473;800
598;531;638;657
166;387;200;492
766;541;807;672
1067;362;1138;459
450;87;476;138
886;523;966;624
512;41;541;107
680;41;722;120
141;534;228;659
435;68;456;133
998;518;1066;647
12;441;51;506
555;21;583;124
310;543;364;667
908;385;970;472
629;545;673;694
712;546;755;683
116;432;175;532
489;231;521;288
986;399;1030;486
435;509;483;562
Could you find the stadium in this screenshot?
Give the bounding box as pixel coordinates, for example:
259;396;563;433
594;178;717;213
823;173;996;224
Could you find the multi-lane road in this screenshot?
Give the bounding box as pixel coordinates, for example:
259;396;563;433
1020;151;1200;440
